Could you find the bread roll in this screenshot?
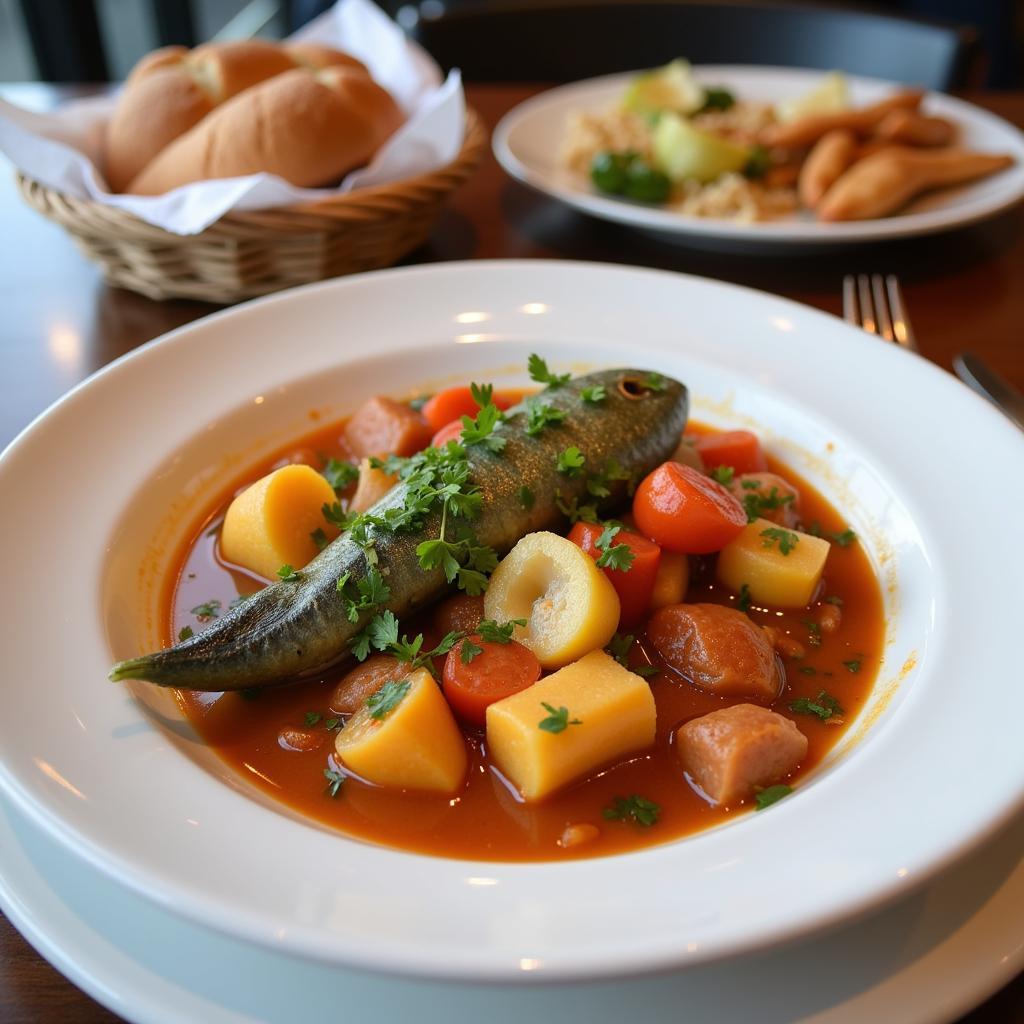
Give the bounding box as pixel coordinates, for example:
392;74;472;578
104;40;370;193
127;66;403;194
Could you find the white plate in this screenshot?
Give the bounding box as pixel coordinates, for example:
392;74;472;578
2;792;1022;1024
1;261;1023;982
493;67;1024;248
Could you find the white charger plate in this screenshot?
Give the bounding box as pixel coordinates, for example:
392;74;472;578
0;261;1023;982
2;792;1021;1024
492;67;1024;248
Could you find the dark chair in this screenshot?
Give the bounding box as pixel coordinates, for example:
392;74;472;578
409;0;977;90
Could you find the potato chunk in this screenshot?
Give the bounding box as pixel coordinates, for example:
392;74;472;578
484;532;620;669
486;650;656;801
649;551;690;611
220;464;337;580
348;457;397;513
335;668;467;794
717;517;830;608
647;603;783;704
677;703;808;806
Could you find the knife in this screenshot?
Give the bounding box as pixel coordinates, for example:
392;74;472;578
953;352;1024;433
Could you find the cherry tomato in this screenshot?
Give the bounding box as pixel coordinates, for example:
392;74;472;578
633;461;747;554
442;636;541;727
567;521;661;627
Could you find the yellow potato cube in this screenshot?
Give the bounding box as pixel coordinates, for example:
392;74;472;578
649;551;690;611
486;650;656;801
335;668;467;794
220;464;337;580
484;532;620;669
717;517;830;608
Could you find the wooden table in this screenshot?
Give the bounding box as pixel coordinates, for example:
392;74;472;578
1;82;1022;1024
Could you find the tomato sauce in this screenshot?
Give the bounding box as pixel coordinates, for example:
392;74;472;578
166;414;884;861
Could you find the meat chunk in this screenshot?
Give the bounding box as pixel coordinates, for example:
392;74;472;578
329;654;408;715
343;396;433;460
730;472;800;528
647;603;784;703
677;703;808;806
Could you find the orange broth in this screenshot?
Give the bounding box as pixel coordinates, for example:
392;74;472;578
166;413;884;861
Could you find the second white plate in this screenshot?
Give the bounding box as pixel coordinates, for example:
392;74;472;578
493;66;1024;248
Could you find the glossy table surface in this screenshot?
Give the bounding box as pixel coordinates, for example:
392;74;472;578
0;81;1022;1023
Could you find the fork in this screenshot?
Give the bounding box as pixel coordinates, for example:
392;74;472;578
841;274;918;352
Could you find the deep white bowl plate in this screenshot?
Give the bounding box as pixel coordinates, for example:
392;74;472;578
0;261;1022;981
493;67;1024;248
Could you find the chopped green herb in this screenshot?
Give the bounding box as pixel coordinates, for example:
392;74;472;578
700;86;735;112
310;527;330;552
842;658;862;674
177;626;194;642
538;702;582;734
760;527;799;555
555;491;599;525
643;371;665;392
755;784;791;809
477;618;527;645
744;144;771;179
518;485;535;510
808;522;858;547
322;458;359;492
607;632;635;667
408;394;429;412
322;501;355;532
634;665;659;679
528;353;571;388
229;594;250;609
469;382;494;409
460;638;484;664
741;479;762;490
460;400;506;453
737;583;753;613
323;768;346;798
325;717;342;731
581;384;606;404
304;711;322;727
524;400;566;437
366;679;412;721
190;599;222;620
276;564;302;582
595;524;635;571
710;465;734;485
798;666;817;675
603;794;660;827
801;619;822;646
556;446;586;477
824;595;844;606
789;690;843;720
743;486;795;524
586;457;632;499
336;567;391;624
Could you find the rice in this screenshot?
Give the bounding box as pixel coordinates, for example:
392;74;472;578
560;101;798;222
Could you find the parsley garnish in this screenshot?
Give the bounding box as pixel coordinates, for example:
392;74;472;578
366;679;412;720
177;626;194;642
336;567;391;623
824;595;844;606
643;371;665;392
322;458;359;492
743;485;795;524
460;638;484;663
325;717;342;731
322;501;355;532
470;382;494;409
842;658;861;673
555;490;599;524
808;522;858;547
518;485;535;510
710;465;734;485
528;353;571;388
478;618;527;644
351;609;462;675
737;583;753;613
557;446;586;477
607;632;634;667
460;399;506;453
801;619;822;646
581;384;606;404
586;457;632;499
304;711;322;727
524;401;566;437
789;690;843;720
603;795;660;827
798;666;817;675
323;768;346;798
755;784;792;809
595;524;635;571
760;527;799;555
310;527;330;551
276;564;302;582
190;599;221;621
538;702;582;733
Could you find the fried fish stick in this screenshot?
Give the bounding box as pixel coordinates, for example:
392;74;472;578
874;109;956;147
762;90;924;148
798;129;858;208
817;147;1014;221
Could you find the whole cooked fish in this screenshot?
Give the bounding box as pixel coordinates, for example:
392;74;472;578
110;368;688;690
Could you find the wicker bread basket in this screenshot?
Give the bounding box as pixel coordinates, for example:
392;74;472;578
17;108;486;304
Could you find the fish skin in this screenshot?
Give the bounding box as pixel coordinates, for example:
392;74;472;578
110;368;688;690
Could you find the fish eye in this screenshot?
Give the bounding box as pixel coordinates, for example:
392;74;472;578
618;376;653;400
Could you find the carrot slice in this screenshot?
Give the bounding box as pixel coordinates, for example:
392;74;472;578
567;522;662;627
430;419;464;448
633;462;747;554
422;386;515;432
693;430;767;475
442;636;541;727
